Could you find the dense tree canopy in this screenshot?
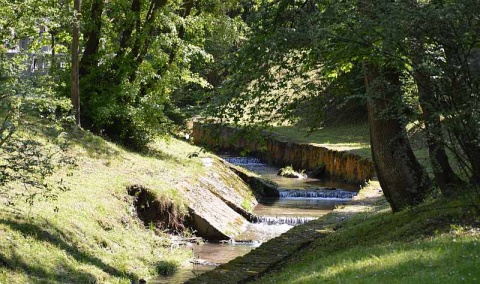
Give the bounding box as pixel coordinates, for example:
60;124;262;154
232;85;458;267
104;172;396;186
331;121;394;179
76;0;249;149
211;0;480;210
1;0;479;211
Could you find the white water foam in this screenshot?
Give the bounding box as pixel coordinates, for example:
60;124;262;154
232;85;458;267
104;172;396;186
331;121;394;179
223;156;264;165
253;215;318;226
278;189;357;199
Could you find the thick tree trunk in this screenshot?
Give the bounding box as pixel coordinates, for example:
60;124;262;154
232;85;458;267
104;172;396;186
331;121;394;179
79;0;104;78
452;128;480;183
405;29;462;195
364;63;431;212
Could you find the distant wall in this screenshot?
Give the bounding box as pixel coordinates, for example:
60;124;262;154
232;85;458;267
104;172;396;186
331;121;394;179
192;122;375;184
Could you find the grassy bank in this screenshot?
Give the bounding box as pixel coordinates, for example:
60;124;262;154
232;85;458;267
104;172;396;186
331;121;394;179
254;189;480;284
271;123;371;159
185;176;480;284
0;120;208;283
271;122;444;177
256;123;479;283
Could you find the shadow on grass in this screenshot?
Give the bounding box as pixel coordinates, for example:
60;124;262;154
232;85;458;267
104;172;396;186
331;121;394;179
0;251;97;284
0;218;138;282
286;238;480;284
140;146;185;164
67;129;123;160
67;128;187;165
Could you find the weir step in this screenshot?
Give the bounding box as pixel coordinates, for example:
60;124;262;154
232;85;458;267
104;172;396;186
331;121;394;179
253;216;318;226
223;156;263;165
278;189;357;199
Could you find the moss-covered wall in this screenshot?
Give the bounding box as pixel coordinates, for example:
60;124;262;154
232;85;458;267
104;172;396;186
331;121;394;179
192;122;375;184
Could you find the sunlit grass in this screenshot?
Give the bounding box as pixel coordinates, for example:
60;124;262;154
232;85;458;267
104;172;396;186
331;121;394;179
259;234;480;284
0;121;210;283
271;122;440;176
255;192;480;284
271;123;372;158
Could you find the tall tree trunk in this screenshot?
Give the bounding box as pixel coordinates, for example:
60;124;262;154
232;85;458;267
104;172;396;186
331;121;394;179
364;62;432;212
79;0;104;78
443;47;480;183
408;39;462;195
412;69;462;195
402;0;462;195
359;0;431;211
71;0;81;127
50;30;56;73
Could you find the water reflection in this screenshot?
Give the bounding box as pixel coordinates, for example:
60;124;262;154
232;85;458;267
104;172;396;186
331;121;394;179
223;156;360;191
242;163;360;191
154;243;255;284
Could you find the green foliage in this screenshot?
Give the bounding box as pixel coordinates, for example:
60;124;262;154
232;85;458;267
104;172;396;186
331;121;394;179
213;0;480;192
0;136;77;207
0;52;26;148
0;0;77;207
155;260;178;276
277;165;306;178
76;0;251;149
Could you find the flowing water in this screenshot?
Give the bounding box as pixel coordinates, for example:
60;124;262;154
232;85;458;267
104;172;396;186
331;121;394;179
155;156;360;283
154;243;255;284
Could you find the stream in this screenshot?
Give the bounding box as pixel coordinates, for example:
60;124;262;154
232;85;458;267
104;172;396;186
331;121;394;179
155;156;360;283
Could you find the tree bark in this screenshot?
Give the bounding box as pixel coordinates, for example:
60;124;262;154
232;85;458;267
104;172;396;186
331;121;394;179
359;0;431;211
50;30;56;73
364;62;431;212
402;0;462;195
79;0;104;78
442;47;480;184
71;0;81;127
412;69;463;195
126;0;169;82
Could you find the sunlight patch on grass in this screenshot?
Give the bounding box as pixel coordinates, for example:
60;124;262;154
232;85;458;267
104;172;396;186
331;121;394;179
271;123;372;158
259;234;480;284
0;121;207;283
255;189;480;284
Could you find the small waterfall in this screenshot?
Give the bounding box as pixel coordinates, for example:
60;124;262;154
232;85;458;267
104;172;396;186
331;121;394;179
253;216;317;226
278;189;357;199
223;157;264;165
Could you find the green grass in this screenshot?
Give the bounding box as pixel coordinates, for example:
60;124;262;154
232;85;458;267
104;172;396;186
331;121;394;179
255;191;480;284
271;123;372;159
263;235;479;284
0;120;210;283
270;122;447;178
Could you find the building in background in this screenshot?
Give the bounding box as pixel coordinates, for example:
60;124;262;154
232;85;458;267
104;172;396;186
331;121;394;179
4;24;57;76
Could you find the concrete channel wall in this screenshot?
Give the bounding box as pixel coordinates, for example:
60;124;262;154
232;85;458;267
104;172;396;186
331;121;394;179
192;122;375;184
